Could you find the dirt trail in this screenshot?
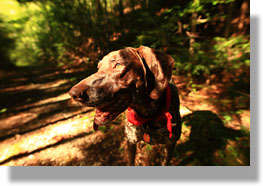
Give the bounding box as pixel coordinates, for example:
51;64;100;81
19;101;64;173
0;66;250;166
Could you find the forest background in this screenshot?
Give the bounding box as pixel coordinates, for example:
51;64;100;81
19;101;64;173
0;0;250;166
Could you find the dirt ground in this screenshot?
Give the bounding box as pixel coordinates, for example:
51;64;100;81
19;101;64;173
0;65;250;166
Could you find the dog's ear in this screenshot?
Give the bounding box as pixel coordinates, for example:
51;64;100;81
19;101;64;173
125;47;148;91
136;46;175;99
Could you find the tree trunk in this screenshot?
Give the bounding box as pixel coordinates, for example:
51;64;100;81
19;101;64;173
238;0;249;34
141;0;149;10
189;12;197;56
224;2;234;38
130;0;135;12
118;0;124;27
104;0;108;15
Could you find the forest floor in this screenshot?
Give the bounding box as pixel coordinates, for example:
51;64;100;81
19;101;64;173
0;64;250;166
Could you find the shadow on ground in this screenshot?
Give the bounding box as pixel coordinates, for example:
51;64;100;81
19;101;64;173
174;111;250;166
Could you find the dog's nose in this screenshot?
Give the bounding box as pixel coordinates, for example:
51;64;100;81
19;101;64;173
69;86;89;103
68;87;80;99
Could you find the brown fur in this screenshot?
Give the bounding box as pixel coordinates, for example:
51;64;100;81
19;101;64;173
69;46;182;165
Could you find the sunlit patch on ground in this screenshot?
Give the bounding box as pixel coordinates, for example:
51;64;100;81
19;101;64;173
0;110;95;164
17;92;71;110
0;79;69;93
179;106;192;117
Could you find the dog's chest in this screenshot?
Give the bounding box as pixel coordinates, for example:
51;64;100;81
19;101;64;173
124;112;178;145
124;83;180;145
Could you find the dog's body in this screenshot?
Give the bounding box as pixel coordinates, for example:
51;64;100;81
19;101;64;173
125;81;181;165
69;46;182;165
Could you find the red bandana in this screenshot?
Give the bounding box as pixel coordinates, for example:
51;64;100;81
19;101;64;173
126;86;173;139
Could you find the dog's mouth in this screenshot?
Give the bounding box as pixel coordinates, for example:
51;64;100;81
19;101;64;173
93;92;132;130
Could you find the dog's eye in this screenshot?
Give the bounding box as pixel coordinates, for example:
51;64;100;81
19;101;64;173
114;63;122;69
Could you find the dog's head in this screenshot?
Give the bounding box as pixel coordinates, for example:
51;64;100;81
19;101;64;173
69;46;174;129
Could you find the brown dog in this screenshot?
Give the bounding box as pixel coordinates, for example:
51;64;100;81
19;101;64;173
69;46;181;165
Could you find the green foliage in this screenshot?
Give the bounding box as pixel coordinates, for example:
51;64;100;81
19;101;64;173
132;0;249;78
222;114;233;124
145;144;152;152
0;0;116;66
213;36;250;70
211;0;236;5
0;108;7;113
0;18;15;68
0;0;250;81
175;35;250;76
98;126;107;133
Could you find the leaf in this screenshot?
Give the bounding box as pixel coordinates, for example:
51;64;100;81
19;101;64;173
98;126;107;133
0;108;7;113
223;115;232;123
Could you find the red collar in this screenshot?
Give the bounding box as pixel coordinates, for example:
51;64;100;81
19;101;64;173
126;86;173;139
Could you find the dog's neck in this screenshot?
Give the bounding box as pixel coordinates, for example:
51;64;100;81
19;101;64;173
129;90;165;118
